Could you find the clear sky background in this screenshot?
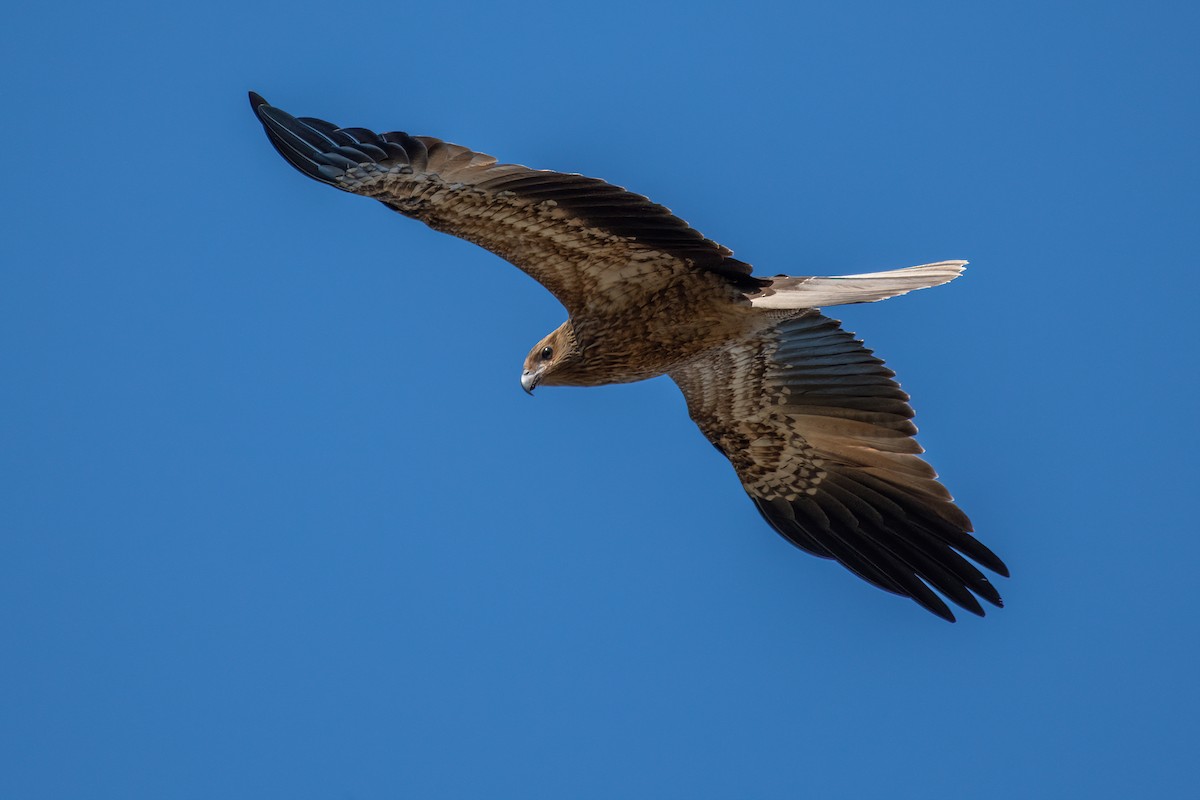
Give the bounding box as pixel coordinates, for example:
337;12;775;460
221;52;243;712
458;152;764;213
3;1;1197;797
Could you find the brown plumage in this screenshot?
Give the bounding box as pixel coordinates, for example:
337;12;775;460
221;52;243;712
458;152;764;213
249;92;1008;621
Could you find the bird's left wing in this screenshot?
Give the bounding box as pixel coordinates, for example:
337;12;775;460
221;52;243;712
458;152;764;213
249;93;763;314
669;311;1008;621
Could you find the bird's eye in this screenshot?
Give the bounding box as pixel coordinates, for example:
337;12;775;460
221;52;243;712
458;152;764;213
540;346;554;361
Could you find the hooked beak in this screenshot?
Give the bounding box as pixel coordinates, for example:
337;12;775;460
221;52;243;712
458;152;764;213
520;368;541;395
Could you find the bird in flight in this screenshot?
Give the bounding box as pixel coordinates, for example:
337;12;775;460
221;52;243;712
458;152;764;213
249;92;1008;621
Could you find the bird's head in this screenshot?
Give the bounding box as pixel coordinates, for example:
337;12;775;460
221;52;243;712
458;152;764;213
521;322;582;394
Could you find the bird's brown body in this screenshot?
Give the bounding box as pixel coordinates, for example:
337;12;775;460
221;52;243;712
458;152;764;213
546;286;765;387
250;92;1008;621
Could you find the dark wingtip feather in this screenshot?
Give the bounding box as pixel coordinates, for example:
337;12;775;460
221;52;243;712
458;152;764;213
750;479;1015;622
248;93;356;189
755;494;963;622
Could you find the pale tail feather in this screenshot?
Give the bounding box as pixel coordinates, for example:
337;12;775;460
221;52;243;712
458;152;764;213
748;261;967;309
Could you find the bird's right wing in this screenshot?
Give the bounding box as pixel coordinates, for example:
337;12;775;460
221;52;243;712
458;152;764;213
669;310;1007;621
249;93;763;314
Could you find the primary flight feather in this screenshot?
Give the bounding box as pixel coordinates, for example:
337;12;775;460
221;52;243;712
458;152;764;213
249;91;1008;621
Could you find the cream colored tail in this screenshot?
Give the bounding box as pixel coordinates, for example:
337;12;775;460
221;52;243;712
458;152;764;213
748;261;967;309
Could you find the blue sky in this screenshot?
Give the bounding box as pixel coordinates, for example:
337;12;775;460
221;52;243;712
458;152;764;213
2;1;1198;797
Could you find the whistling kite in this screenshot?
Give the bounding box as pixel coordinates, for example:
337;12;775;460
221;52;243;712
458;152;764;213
249;92;1007;621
